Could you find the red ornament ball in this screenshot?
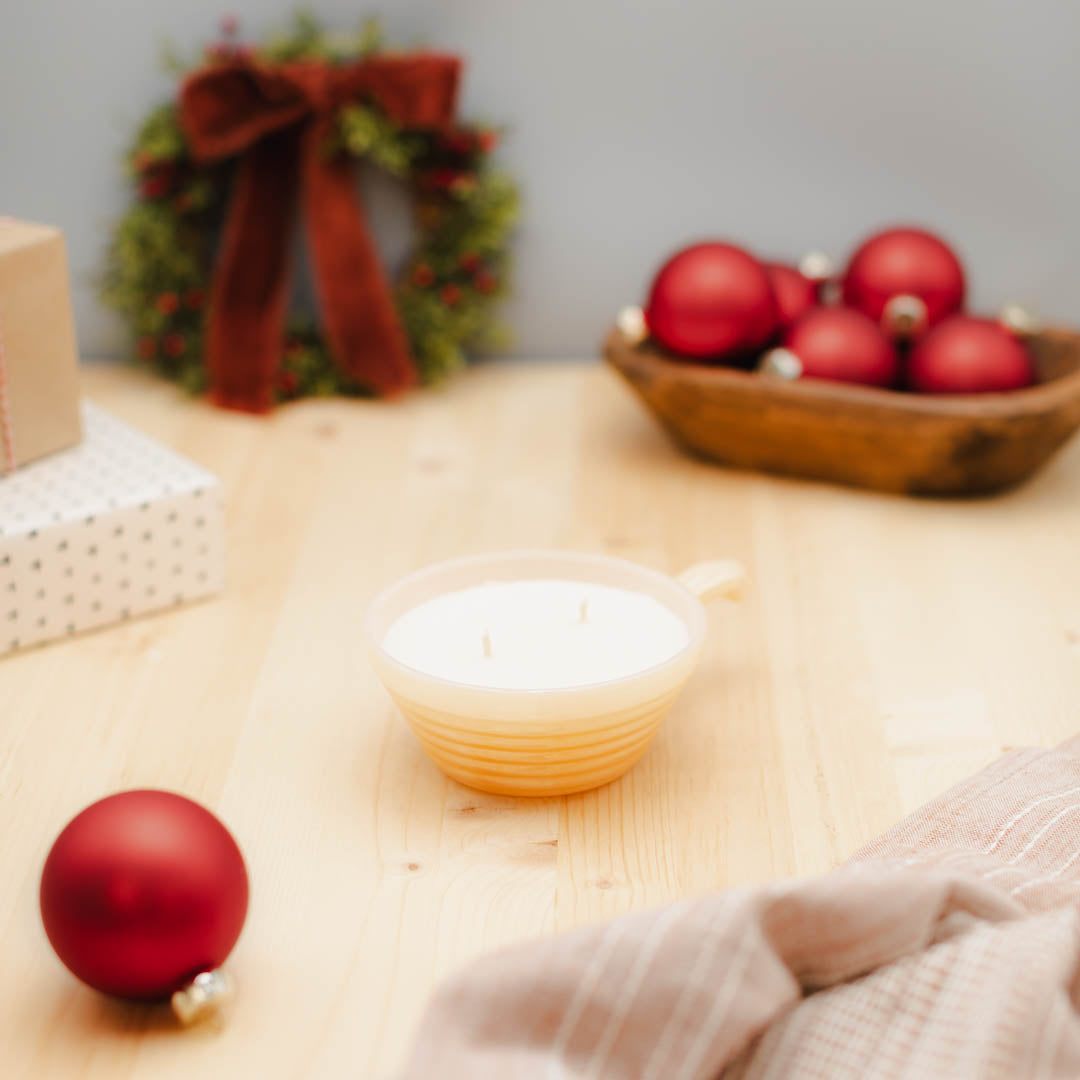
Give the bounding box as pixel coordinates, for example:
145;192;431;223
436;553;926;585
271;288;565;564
645;242;777;360
765;262;820;333
40;790;249;1000
908;316;1034;394
783;307;900;387
842;227;966;331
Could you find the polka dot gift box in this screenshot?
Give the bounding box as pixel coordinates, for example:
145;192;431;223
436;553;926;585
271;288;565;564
0;403;224;654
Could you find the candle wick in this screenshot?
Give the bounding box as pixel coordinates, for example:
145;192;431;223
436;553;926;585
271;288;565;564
482;631;492;658
579;598;588;624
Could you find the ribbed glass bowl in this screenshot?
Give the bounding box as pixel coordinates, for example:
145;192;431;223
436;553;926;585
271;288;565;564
366;550;743;796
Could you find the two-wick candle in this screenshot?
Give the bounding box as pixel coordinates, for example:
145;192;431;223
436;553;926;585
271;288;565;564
366;551;744;796
381;579;690;690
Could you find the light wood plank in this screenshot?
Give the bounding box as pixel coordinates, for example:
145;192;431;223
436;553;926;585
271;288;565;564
3;359;1080;1077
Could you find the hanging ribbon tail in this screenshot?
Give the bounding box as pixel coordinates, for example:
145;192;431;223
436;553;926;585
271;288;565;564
205;130;300;413
301;119;417;396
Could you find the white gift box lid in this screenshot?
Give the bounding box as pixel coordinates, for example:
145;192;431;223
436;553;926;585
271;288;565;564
0;403;225;654
0;403;218;535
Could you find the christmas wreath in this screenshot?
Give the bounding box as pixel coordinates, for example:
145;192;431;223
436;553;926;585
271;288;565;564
102;15;518;412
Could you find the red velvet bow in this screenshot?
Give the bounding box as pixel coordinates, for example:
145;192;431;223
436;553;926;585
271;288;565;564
179;54;461;412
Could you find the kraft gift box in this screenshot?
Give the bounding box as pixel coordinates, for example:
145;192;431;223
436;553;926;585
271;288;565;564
0;403;225;654
0;219;82;470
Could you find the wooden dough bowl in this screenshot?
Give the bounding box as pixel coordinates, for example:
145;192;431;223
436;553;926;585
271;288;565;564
604;326;1080;496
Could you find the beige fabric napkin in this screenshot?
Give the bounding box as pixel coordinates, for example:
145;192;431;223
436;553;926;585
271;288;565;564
401;737;1080;1079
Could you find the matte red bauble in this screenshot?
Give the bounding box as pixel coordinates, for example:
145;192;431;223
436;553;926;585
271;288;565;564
908;316;1034;394
765;263;820;333
645;242;777;360
842;227;966;333
40;790;249;1001
782;307;900;387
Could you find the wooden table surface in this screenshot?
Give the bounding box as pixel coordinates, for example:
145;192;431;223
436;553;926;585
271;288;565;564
5;359;1080;1078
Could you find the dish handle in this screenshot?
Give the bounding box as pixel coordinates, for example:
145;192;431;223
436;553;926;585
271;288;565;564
677;560;746;604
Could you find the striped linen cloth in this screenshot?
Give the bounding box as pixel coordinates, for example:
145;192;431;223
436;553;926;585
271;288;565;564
401;737;1080;1078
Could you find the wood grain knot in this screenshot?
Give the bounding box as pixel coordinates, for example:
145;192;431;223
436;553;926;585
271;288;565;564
414;456;446;474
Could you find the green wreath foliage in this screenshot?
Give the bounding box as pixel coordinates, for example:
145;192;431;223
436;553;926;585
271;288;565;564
102;15;518;401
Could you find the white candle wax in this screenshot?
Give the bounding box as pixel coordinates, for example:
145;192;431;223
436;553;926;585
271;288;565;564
381;579;690;690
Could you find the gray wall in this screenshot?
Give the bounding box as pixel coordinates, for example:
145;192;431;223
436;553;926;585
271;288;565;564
2;0;1078;359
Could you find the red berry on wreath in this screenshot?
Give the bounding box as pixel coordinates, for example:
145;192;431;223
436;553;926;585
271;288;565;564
770;307;899;387
477;129;499;153
424;168;459;191
140;171;172;200
156;291;180;315
645;242;777;361
276;369;300;396
137;336;157;360
40;790;248;1020
474;269;497;294
908;316;1034;394
411;264;435;288
440;283;463;306
842;227;965;337
459;251;481;273
765;262;820;334
442;130;475;155
450;175;477;197
164;332;187;357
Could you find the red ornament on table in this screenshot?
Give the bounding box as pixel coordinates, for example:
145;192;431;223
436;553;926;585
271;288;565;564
842;227;966;337
908;316;1034;394
40;790;248;1022
645;242;777;360
765;262;821;333
762;307;900;388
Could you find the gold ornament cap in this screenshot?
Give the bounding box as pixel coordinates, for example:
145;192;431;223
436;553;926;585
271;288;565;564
758;348;803;379
616;305;648;345
882;294;928;338
171;968;235;1026
798;251;835;283
1000;303;1039;338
